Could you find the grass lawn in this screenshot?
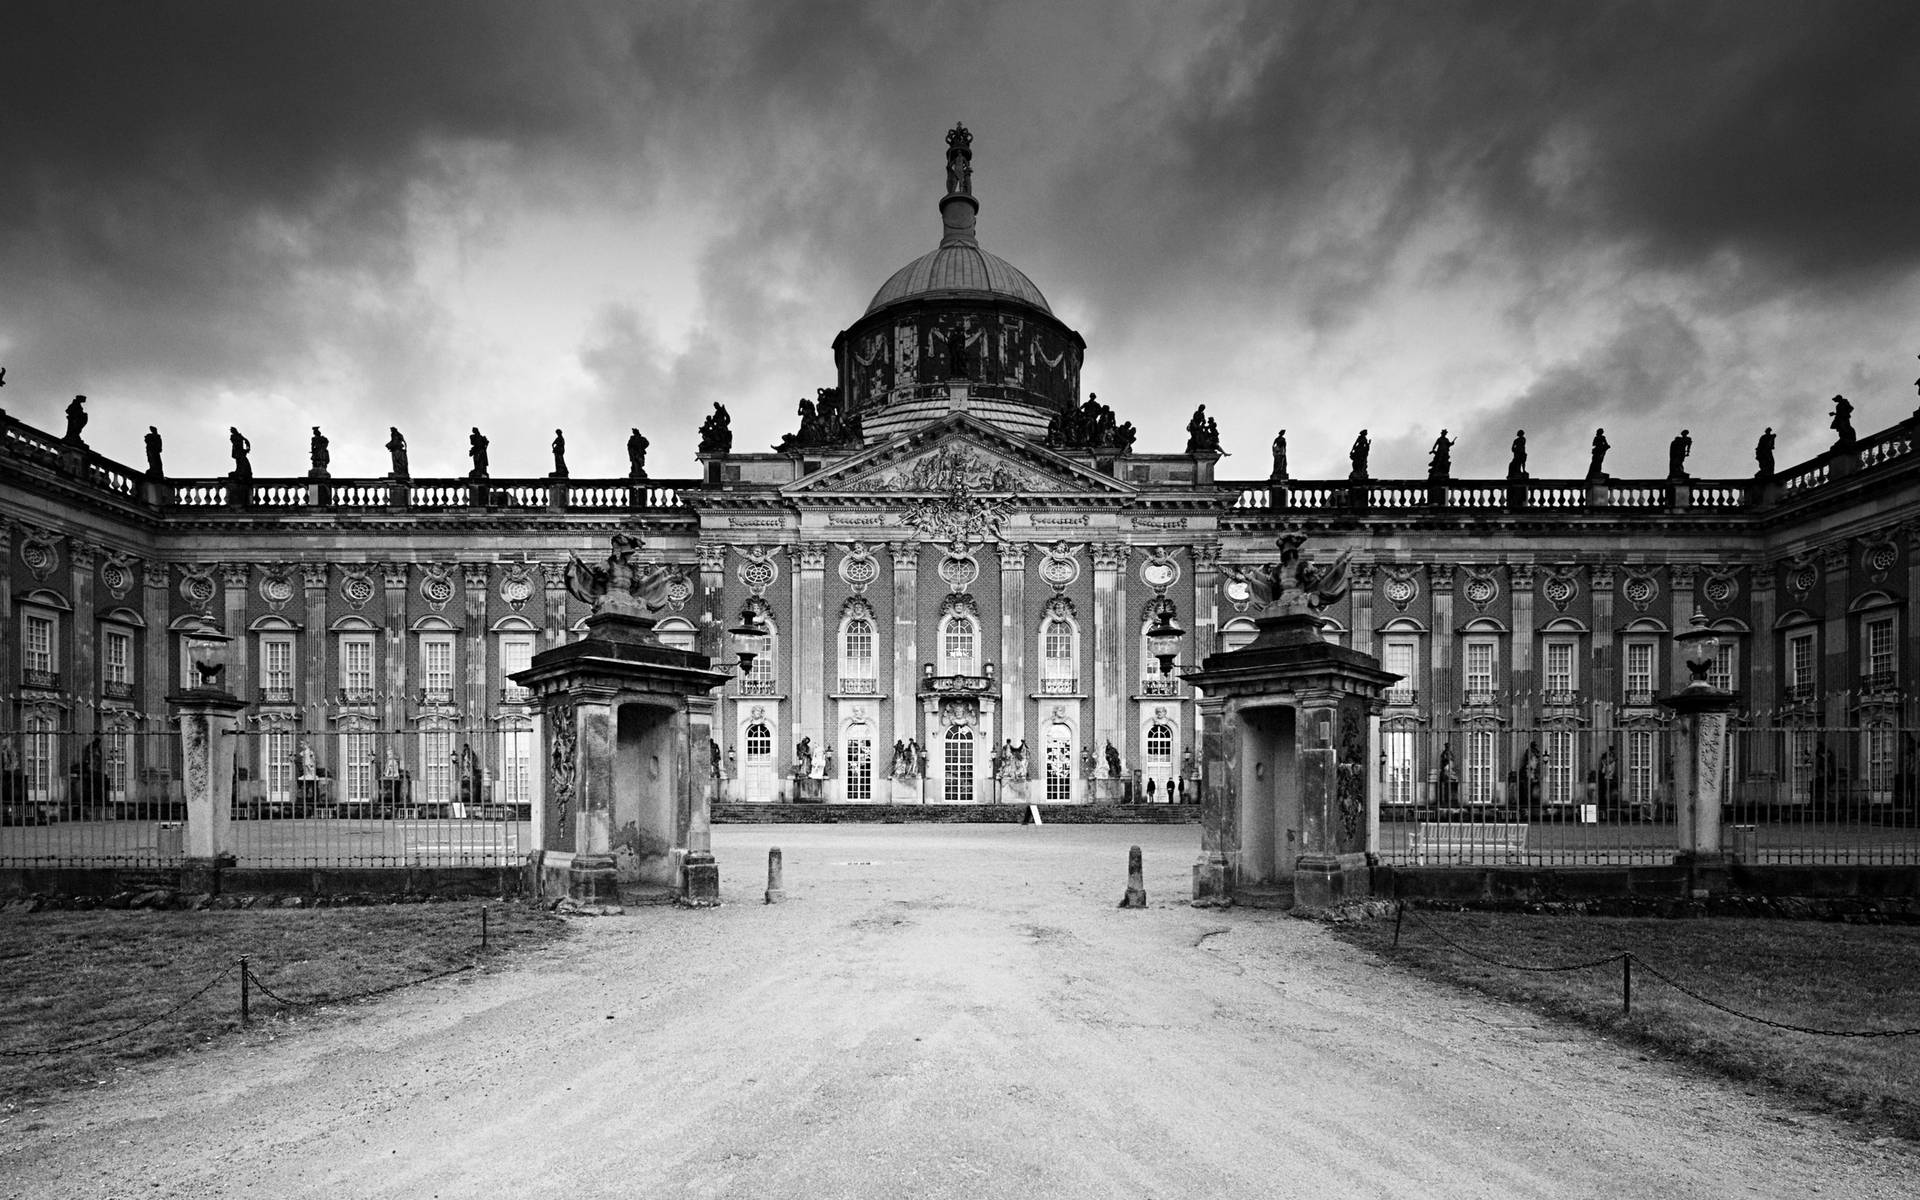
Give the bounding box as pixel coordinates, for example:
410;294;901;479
1333;908;1920;1139
0;901;568;1113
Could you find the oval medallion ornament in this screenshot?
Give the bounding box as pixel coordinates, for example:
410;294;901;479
1701;573;1737;606
101;560;133;597
341;574;375;607
1463;576;1498;607
500;573;534;609
1383;576;1418;608
938;553;980;590
1140;558;1179;590
1622;574;1659;609
1542;575;1576;609
260;575;295;606
739;559;776;593
1040;554;1078;589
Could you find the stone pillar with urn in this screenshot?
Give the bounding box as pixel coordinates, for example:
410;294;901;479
1660;612;1741;897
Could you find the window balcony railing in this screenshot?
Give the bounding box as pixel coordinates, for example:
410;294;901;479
258;685;296;705
499;686;531;706
1624;688;1657;707
738;678;776;697
1142;677;1181;696
1385;687;1418;707
837;677;878;695
419;686;455;706
102;679;137;701
22;668;60;690
1040;676;1079;695
1784;684;1817;704
1542;688;1581;708
1861;670;1899;694
1462;688;1498;708
338;687;377;706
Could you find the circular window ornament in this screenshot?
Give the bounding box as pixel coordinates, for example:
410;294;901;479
1223;578;1253;606
1788;563;1817;595
21;539;58;580
260;575;295;606
1542;575;1577;609
1701;573;1737;606
1622;574;1658;609
500;574;534;609
421;576;455;606
665;575;693;609
1865;542;1898;575
1039;552;1079;590
739;559;776;593
938;554;980;590
182;574;217;609
840;553;879;591
1383;576;1418;608
1463;576;1498;607
341;574;375;607
102;561;133;597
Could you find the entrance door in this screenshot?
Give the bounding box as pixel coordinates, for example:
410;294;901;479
844;724;873;802
742;720;775;802
943;724;975;803
1045;723;1074;801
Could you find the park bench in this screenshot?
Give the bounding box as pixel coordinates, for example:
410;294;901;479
1411;821;1528;865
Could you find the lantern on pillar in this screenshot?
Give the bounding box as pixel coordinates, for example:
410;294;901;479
182;619;234;692
726;605;768;676
1675;611;1725;691
1145;597;1186;676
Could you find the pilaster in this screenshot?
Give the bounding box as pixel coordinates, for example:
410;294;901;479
1091;542;1130;758
69;539;99;734
383;562;410;730
1590;565;1616;725
793;542;827;748
141;563;170;716
221;562;251;702
301;562;330;722
998;540;1028;741
1428;564;1455;729
463;561;491;725
1821;543;1850;726
890;541;919;749
1508;563;1534;715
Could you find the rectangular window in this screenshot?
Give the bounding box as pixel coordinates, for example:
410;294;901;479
421;635;455;703
1707;642;1736;693
845;736;872;802
500;635;534;704
264;730;294;804
1786;631;1816;700
1544;730;1577;805
1382;729;1416;805
1627;730;1656;806
1463;640;1496;703
340;636;375;701
103;627;133;686
1041;620;1076;694
943;620;976;675
24;612;57;675
1382;639;1416;704
1465;730;1497;804
261;635;295;702
1787;727;1816;803
1624;641;1656;705
422;726;454;804
1865;727;1896;801
24;715;56;802
1543;640;1576;701
104;729;133;803
943;728;974;803
740;633;775;695
499;728;533;807
1864;616;1897;689
343;731;376;803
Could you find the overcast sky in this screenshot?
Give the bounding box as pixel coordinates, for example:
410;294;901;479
4;1;1918;482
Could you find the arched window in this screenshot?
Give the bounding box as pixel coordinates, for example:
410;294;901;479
654;616;697;652
1039;615;1077;694
839;607;877;694
1044;722;1074;801
941;614;978;676
1144;720;1174;783
943;724;974;803
844;722;873;801
1220;617;1258;653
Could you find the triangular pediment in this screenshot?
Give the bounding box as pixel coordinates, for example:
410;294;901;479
783;413;1133;497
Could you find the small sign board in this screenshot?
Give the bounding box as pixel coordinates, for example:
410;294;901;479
1024;804;1043;826
1579;804;1598;824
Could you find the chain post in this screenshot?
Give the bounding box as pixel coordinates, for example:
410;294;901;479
481;905;489;952
239;955;251;1025
1622;955;1632;1017
1393;900;1405;949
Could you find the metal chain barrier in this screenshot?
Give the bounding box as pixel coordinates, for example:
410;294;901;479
1395;900;1920;1037
242;956;477;1011
0;966;237;1057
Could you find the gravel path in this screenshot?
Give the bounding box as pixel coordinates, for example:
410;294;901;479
3;824;1912;1198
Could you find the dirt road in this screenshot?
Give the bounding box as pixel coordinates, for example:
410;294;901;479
3;825;1911;1198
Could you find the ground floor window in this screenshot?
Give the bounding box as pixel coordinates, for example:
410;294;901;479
1864;727;1895;801
104;728;134;803
344;730;376;802
499;728;533;806
1544;730;1577;805
1627;730;1657;806
24;715;56;802
1786;727;1815;804
845;726;872;801
421;725;454;804
264;730;294;803
944;724;974;803
1465;730;1496;804
1045;724;1073;801
1383;729;1416;805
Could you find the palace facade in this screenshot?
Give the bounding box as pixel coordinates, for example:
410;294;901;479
4;128;1918;818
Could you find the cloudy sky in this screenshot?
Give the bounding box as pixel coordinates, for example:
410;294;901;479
4;1;1918;482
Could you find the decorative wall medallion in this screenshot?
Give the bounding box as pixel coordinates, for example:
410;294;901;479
1139;548;1180;591
938;696;977;728
259;569;295;609
1223;577;1255;612
737;546;778;596
1621;572;1659;611
1381;569;1419;611
940;592;980;622
20;530;60;581
1038;542;1080;592
1785;556;1818;599
101;554;135;599
177;564;217;612
839;543;880;594
340;567;376;608
1701;570;1739;607
1462;570;1498;610
499;564;535;611
938;547;980;591
1043;594;1077;622
420;564;456;611
664;572;693;611
1542;569;1578;612
1863;539;1898;582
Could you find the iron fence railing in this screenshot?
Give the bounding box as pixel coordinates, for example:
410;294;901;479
1;728;184;867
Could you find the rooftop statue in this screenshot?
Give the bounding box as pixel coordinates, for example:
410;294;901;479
144;426;164;478
565;531;673;616
1755;427;1776;479
945;122;973;195
64;395;88;445
1348;430;1371;482
627;428;648;479
1668;429;1692;479
551;429;569;477
310;426;330;473
1227;533;1353;618
1184;404;1221;454
469;427;489;478
1507;430;1527;479
698;402;733;454
1428;429;1453;481
1270;430;1287;480
1587;428;1609;479
229;427;252;477
1831;394;1856;450
387;427;409;478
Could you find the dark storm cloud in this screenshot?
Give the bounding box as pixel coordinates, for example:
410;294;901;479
1051;0;1920;329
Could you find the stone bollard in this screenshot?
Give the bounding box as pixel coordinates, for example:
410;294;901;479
764;847;785;904
1119;844;1147;909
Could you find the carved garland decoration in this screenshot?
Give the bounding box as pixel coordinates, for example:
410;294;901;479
549;703;578;837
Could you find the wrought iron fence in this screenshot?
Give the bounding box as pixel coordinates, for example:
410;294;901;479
1374;714;1920;867
1;727;185;867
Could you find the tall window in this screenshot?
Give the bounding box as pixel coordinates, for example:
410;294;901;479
261;634;295;702
1465;730;1496;803
422;723;454;804
499;634;534;704
24;713;56;801
343;729;376;803
340;635;375;702
264;730;294;804
1544;730;1577;805
740;618;776;696
1382;728;1416;805
1045;724;1073;801
103;726;133;804
1463;640;1496;703
1543;640;1576;701
1040;618;1076;694
840;617;876;693
102;627;134;696
1144;721;1174;783
943;724;974;803
499;725;533;808
1624;641;1656;705
942;615;977;676
1382;639;1416;705
1627;729;1656;807
845;724;873;801
1865;726;1896;802
1785;630;1816;700
1864;615;1897;689
421;635;455;703
1141;625;1179;696
23;611;57;683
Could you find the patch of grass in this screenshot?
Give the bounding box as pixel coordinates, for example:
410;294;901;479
0;901;567;1112
1333;909;1920;1139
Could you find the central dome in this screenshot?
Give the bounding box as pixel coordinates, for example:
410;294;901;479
865;242;1052;316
